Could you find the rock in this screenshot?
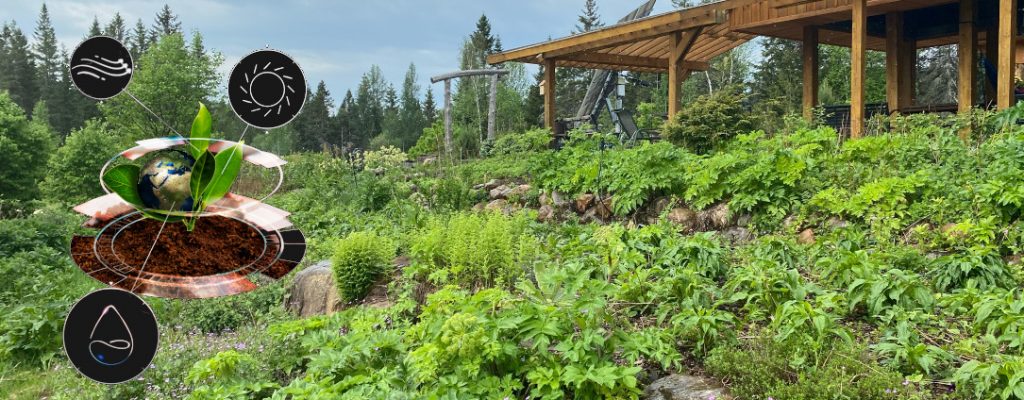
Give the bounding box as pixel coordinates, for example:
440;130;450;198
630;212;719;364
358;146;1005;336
783;215;799;229
421;157;436;165
539;191;550;206
286;261;343;317
643;374;732;400
735;214;752;227
472;202;486;212
581;207;604;224
798;228;816;244
489;185;511;200
826;217;848;229
666;207;698;232
484;199;508;212
722;227;753;244
1006;254;1023;265
575;193;596;212
483;179;502;190
595;196;614;220
551;191;569;208
507;184;531;199
537;205;555;222
651;197;672;215
472;183;485;190
700;203;733;230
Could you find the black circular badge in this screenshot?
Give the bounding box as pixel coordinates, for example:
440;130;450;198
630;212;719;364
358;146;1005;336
63;288;158;384
228;49;306;129
69;36;133;100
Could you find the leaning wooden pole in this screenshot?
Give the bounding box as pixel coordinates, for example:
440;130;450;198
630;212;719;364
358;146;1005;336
443;79;452;154
487;73;498;143
851;0;867;138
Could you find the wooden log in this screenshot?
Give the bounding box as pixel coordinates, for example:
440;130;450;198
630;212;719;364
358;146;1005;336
487;74;498;143
803;25;819;121
443;79;452;154
998;0;1018;110
959;0;977;117
543;59;556;129
886;12;909;113
851;0;867;138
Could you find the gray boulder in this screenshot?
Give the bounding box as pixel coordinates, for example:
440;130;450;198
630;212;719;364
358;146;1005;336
643;374;732;400
286;261;342;317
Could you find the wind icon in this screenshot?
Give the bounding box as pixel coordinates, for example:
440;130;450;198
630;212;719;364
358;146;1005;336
72;55;132;82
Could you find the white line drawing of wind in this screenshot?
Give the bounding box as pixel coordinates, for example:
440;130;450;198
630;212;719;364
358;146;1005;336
73;55;131;81
242;61;296;116
88;305;134;366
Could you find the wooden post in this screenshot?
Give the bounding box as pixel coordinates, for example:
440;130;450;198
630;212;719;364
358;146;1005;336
851;0;867;138
487;73;498;143
669;32;684;117
543;59;556;129
668;28;701;118
998;0;1018;110
959;0;977;116
803;26;819;121
443;79;452;154
886;12;910;113
901;38;917;108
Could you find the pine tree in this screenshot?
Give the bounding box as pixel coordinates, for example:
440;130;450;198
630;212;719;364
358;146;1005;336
352;66;386;149
87;17;101;38
34;4;76;137
335;90;355;149
129;18;148;60
750;38;803;114
104;13;128;43
151;4;181;38
423;87;437;124
523;66;544;128
575;0;603;33
291;81;333;151
2;23;39;114
397;63;426;149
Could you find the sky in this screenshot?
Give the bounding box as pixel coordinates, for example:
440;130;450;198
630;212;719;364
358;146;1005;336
1;0;682;105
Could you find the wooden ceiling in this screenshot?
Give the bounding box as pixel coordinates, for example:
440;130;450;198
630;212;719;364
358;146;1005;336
487;0;1012;72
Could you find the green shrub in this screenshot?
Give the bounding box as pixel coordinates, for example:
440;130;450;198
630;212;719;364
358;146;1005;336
0;91;56;202
488;128;550;156
332;231;395;302
175;281;286;333
662;87;752;153
409;121;443;158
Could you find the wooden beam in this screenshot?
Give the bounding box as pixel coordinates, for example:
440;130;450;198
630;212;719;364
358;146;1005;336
998;0;1018;110
669;28;703;117
959;0;977;118
556;53;709;71
543;59;556;129
851;0;867;138
803;26;819;121
900;37;916;109
886;12;905;113
487;8;723;64
443;79;452;154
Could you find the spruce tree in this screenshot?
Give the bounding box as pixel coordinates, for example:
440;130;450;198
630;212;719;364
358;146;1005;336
291;81;333;151
575;0;603;33
398;63;425;149
87;17;101;38
152;5;181;39
34;4;75;137
423;87;437;124
335;90;355;149
129;18;148;60
104;12;128;43
2;23;39;114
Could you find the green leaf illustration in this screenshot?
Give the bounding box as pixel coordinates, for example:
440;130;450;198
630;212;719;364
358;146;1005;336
203;142;244;206
189;102;212;159
102;164;145;208
189;151;215;212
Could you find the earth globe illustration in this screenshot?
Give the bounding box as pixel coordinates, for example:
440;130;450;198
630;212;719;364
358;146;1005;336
137;149;195;211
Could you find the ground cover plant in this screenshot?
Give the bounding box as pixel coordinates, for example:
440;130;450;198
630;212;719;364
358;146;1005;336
7;96;1024;399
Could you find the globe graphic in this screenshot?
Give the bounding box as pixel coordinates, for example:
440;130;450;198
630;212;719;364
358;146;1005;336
137;149;195;211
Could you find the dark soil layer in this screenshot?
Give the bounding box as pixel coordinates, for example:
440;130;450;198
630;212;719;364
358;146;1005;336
109;216;266;276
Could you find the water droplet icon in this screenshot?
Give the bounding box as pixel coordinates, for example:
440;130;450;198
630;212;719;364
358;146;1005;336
88;305;133;366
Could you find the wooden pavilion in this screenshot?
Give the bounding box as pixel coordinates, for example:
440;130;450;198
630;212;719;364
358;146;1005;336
487;0;1023;138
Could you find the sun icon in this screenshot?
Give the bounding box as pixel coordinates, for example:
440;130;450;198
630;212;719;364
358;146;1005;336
241;62;296;117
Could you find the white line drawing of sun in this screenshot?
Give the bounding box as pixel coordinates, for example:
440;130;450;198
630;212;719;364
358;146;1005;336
239;61;296;117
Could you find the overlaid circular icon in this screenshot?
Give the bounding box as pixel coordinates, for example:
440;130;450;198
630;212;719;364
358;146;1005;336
64;288;158;384
69;36;133;100
228;49;306;129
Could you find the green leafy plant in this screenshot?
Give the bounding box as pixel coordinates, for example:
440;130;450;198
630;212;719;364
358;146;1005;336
101;103;244;231
331;231;395;302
